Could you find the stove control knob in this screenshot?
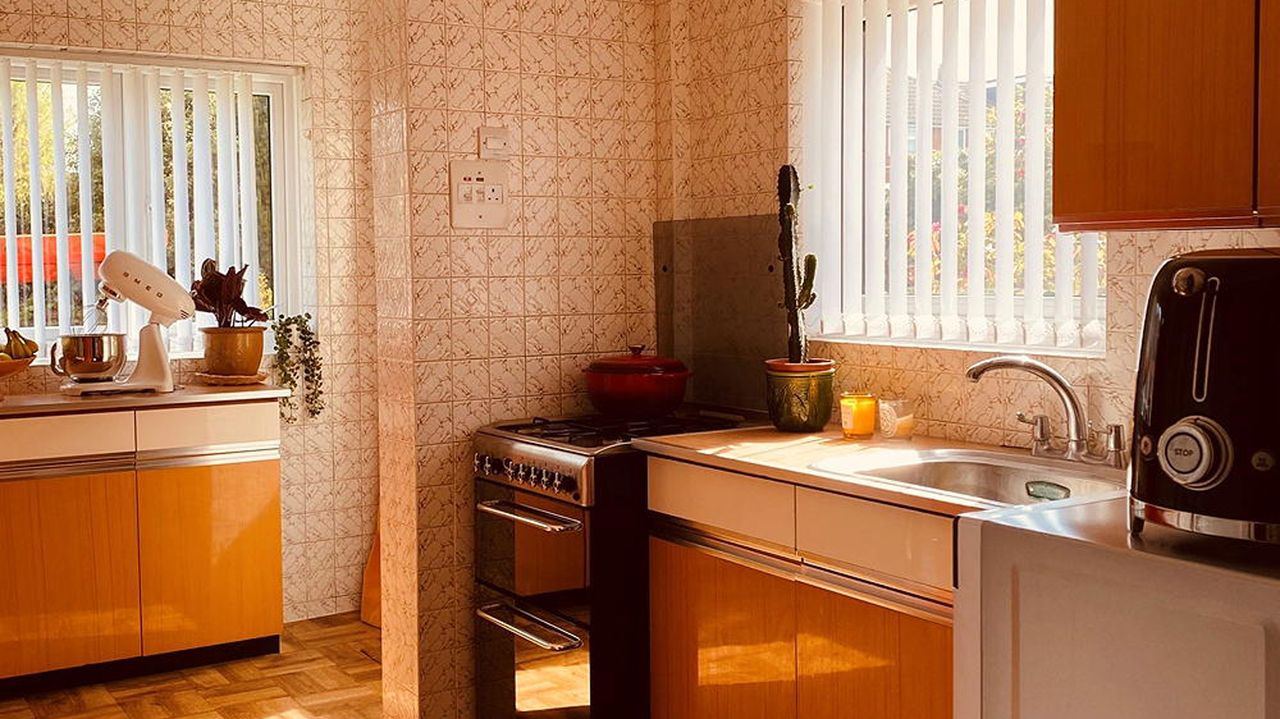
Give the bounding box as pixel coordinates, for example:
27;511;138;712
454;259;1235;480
539;470;554;489
479;454;493;475
557;475;578;495
502;458;515;478
473;453;486;473
516;463;529;482
526;466;540;484
1158;416;1233;491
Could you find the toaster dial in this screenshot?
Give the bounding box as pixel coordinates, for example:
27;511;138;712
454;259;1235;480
1157;416;1233;491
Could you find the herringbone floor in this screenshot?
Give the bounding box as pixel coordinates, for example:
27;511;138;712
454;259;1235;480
0;613;381;719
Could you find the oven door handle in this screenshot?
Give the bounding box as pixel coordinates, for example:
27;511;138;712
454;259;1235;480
476;499;584;533
476;601;584;652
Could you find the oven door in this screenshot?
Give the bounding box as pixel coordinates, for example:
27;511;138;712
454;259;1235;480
476;478;588;598
476;595;591;719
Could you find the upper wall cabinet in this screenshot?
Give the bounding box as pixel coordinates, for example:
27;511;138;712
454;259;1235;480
1259;0;1280;220
1054;0;1258;230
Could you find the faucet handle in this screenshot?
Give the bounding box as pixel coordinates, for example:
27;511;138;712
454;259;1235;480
1016;411;1052;444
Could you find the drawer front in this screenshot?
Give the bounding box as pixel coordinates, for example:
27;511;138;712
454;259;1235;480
135;402;279;452
796;487;953;597
647;457;795;549
0;412;135;463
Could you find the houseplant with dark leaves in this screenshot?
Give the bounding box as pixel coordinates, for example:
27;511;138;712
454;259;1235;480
190;259;271;377
764;165;836;432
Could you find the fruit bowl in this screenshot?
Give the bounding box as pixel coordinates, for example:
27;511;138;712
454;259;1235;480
0;356;35;399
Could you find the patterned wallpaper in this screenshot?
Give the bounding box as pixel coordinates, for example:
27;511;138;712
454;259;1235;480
0;0;378;623
368;0;660;715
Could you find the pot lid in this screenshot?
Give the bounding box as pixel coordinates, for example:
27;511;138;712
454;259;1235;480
586;345;689;375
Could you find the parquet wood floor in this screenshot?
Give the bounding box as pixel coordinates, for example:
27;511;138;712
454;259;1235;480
0;614;381;719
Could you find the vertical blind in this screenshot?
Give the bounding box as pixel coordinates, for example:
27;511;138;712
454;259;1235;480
803;0;1106;351
0;57;278;358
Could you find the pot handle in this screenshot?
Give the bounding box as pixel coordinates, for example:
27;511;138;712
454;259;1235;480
48;342;65;376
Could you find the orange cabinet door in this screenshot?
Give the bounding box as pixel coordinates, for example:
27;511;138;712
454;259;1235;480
1260;0;1280;221
138;460;282;654
649;537;797;719
0;470;141;678
797;583;952;719
1054;0;1257;230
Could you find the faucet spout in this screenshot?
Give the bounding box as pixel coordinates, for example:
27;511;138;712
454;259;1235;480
965;355;1089;459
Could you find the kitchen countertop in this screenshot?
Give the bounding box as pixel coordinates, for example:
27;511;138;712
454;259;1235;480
0;383;291;418
633;425;1128;516
970;495;1280;582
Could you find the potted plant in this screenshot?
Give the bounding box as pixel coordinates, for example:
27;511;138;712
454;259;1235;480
765;165;836;432
191;259;270;377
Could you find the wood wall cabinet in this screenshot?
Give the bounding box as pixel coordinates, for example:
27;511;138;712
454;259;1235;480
1054;0;1258;230
650;537;953;719
0;470;141;679
1259;0;1280;220
138;459;283;655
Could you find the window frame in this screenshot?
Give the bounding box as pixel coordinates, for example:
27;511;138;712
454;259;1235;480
0;49;309;362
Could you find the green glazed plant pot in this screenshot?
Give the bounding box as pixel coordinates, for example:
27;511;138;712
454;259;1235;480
764;358;836;433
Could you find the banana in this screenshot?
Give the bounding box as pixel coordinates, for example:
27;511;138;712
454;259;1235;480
0;352;10;362
3;329;32;359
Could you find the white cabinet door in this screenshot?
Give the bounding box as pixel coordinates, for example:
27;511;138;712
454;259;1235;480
963;514;1277;719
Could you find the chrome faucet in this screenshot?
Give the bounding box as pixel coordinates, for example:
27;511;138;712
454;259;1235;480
965;355;1127;469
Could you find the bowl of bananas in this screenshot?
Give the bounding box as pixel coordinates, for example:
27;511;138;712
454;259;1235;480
0;328;38;397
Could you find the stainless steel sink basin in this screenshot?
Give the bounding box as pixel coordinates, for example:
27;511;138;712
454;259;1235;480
810;449;1125;507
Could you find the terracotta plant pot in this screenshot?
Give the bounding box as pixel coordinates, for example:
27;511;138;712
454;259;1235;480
764;357;836;433
201;326;266;376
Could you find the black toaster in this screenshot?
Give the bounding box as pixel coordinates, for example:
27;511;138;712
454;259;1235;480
1131;248;1280;542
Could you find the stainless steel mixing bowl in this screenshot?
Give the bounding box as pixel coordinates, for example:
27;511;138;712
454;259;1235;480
50;333;128;382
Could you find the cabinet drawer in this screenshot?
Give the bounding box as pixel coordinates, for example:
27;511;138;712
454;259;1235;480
135;402;279;452
796;487;953;597
0;412;134;463
647;458;795;549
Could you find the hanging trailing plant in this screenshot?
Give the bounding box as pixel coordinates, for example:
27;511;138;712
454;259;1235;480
272;313;325;422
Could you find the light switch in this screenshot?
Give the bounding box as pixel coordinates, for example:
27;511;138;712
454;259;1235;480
478;126;512;160
450;159;510;229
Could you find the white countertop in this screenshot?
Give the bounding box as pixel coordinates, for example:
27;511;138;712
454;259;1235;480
971;495;1280;583
0;384;290;418
634;424;1126;516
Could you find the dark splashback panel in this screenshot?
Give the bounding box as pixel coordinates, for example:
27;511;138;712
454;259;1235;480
654;215;786;411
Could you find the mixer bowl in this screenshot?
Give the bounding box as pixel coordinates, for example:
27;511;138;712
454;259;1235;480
51;333;128;382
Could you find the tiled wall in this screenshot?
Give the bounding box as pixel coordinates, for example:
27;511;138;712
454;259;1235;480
814;229;1280;449
0;0;378;622
369;0;660;715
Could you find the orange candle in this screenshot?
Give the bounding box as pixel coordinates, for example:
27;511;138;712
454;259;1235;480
840;392;877;439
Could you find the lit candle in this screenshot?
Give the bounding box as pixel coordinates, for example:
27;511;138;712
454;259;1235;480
839;392;877;439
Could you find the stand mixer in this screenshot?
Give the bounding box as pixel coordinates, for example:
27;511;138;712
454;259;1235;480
61;250;196;396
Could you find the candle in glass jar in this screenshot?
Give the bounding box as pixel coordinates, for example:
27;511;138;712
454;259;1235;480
839;392;877;439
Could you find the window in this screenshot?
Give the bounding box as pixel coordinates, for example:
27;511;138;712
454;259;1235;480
0;54;303;359
802;0;1105;353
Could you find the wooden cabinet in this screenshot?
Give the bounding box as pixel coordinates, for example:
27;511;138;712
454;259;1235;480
0;471;141;678
1259;0;1280;219
650;537;952;719
797;583;952;719
138;460;283;654
649;537;797;719
1054;0;1258;230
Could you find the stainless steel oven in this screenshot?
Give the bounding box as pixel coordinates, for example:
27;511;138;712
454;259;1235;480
473;416;737;719
476;588;591;719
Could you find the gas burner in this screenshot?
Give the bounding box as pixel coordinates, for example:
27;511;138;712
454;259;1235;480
498;414;739;449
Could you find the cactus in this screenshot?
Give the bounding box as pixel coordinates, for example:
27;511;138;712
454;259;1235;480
777;165;817;364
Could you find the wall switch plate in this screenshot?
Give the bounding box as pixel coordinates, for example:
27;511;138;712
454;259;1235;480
478;126;511;160
450;159;510;229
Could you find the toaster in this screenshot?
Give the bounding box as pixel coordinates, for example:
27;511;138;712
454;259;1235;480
1131;248;1280;543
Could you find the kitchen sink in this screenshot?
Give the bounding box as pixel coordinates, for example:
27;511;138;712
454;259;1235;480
810;449;1125;507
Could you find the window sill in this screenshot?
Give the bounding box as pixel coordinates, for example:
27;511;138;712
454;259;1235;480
812;333;1107;360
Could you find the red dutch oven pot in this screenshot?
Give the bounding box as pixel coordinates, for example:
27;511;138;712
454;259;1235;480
583;345;692;417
